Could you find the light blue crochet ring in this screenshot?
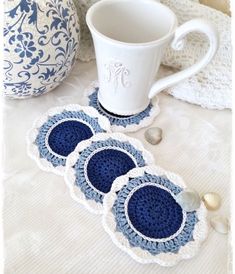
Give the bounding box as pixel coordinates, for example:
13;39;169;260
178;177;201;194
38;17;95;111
112;174;197;255
103;166;208;266
27;105;110;175
83;84;160;132
65;133;155;214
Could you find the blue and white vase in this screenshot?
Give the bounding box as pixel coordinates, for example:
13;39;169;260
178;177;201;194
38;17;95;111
3;0;80;99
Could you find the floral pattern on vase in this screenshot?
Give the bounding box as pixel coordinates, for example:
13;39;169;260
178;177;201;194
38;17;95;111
3;0;80;99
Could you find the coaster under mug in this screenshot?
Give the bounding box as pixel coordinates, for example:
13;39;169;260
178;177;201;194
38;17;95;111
102;165;208;266
86;0;218;115
83;82;160;133
27;104;111;175
65;132;155;214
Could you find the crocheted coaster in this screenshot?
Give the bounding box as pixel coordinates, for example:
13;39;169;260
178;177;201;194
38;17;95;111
102;166;208;266
27;105;111;175
65;133;155;214
82;82;160;132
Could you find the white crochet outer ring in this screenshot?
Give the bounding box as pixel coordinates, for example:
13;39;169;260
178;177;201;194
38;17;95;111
102;165;208;266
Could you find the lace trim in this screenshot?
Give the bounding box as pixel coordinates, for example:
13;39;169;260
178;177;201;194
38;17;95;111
161;0;231;109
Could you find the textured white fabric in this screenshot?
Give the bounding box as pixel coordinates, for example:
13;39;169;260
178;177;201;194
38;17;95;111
73;0;98;61
73;0;231;110
161;0;232;110
3;61;231;273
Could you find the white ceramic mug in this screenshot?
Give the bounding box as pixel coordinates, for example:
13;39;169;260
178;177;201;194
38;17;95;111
86;0;219;115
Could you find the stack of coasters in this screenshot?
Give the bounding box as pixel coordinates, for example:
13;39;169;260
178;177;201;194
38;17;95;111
26;103;209;266
82;82;160;132
65;133;155;214
102;165;208;266
27;105;111;175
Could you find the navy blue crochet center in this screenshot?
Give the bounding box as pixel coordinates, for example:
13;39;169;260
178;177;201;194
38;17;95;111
48;120;93;157
127;185;183;239
87;149;136;193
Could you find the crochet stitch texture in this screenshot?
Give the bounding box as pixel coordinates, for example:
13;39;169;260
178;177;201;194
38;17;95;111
88;88;153;127
112;173;198;255
35;110;105;167
82;83;160;133
74;138;146;203
48;120;93;157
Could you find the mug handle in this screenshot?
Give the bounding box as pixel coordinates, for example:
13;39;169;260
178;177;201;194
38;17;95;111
148;18;219;99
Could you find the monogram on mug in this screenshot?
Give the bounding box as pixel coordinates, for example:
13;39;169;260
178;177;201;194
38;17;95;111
86;0;219;115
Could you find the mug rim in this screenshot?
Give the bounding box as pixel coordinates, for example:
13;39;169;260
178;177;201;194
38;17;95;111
86;0;178;47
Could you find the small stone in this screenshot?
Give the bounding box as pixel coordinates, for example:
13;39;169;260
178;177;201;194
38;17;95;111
175;188;201;212
144;127;162;145
202;192;221;211
210;216;230;234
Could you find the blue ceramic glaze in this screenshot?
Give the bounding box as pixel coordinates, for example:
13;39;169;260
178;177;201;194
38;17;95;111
4;0;80;98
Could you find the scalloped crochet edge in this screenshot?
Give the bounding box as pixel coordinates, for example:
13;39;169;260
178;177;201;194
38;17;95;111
82;81;160;133
26;104;111;176
64;132;155;214
102;165;208;266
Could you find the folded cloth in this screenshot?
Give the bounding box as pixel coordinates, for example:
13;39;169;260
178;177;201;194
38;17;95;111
161;0;232;110
73;0;231;110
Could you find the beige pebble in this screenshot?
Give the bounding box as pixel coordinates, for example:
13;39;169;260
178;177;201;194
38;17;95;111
202;192;221;211
210;216;230;234
144;127;162;145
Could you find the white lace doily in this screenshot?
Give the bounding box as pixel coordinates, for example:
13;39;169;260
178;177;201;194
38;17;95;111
27;104;111;176
82;81;160;133
161;0;232;110
102;165;208;266
65;132;155;214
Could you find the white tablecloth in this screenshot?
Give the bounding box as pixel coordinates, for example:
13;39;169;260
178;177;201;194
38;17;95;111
3;61;231;274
